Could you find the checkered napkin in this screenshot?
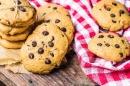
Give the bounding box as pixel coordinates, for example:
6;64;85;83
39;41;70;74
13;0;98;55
29;0;130;86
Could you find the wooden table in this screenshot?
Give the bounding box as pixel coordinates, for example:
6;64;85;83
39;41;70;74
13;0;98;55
0;51;96;86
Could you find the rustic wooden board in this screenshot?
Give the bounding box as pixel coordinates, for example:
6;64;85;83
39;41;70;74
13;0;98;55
0;51;96;86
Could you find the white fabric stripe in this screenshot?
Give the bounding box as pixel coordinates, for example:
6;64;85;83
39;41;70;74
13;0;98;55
103;79;130;86
37;0;46;5
78;48;89;62
117;60;130;69
74;34;90;62
81;0;92;12
65;0;99;34
82;67;112;75
116;0;125;4
29;1;37;8
80;0;99;33
125;0;130;8
76;23;90;37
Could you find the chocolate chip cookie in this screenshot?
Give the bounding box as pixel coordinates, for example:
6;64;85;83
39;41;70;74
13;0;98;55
88;32;130;62
92;0;130;31
43;12;74;45
0;38;24;49
20;23;68;74
37;3;70;22
0;29;31;41
0;23;29;35
0;0;36;27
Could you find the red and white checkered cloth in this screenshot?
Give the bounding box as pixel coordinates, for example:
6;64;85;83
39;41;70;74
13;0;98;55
29;0;130;86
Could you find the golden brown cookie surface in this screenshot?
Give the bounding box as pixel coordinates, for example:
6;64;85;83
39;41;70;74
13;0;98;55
0;0;36;27
88;32;130;62
37;3;70;22
43;12;74;45
92;0;130;31
21;23;68;74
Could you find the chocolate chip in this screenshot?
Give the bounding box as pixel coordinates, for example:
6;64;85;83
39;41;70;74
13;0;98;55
32;41;37;47
27;45;30;46
18;6;26;12
38;48;44;54
17;0;21;4
119;10;125;16
121;40;124;44
60;27;66;32
129;13;130;16
42;13;46;16
50;52;54;57
112;20;116;23
112;2;117;6
108;35;114;38
104;5;111;11
106;7;111;11
0;2;1;5
43;20;50;23
48;41;54;47
29;53;34;59
10;7;15;11
42;41;44;44
28;79;33;83
51;36;54;41
61;34;64;37
125;47;128;49
97;43;102;46
119;52;123;57
42;31;49;36
48;6;51;8
110;14;116;17
115;44;120;48
53;7;57;10
98;35;104;38
105;43;110;47
55;19;60;23
45;58;51;64
119;20;121;23
67;14;71;18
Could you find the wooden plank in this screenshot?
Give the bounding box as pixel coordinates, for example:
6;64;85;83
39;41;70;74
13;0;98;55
0;51;96;86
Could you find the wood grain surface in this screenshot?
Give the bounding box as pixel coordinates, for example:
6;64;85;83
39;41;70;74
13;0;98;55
0;51;96;86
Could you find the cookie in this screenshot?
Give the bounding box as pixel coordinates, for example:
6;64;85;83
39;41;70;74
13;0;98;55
0;29;31;41
43;12;74;45
92;0;130;31
0;0;36;27
0;23;29;35
37;3;70;22
20;23;68;74
88;32;130;62
0;38;24;49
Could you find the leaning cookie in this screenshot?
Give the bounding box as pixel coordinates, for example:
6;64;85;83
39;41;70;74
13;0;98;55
37;3;70;22
92;0;130;31
43;12;74;45
20;23;68;74
88;32;130;62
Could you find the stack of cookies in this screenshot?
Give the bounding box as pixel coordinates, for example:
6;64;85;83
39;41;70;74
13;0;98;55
0;0;36;49
88;0;130;62
20;3;74;74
